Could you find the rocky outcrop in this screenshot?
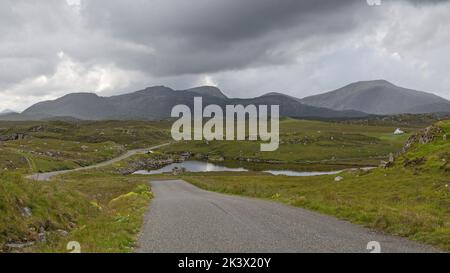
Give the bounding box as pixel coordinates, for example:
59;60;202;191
403;157;426;167
0;133;29;141
118;154;186;174
401;125;444;154
171;167;186;175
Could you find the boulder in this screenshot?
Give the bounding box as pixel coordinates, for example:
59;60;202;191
379;160;393;168
334;176;343;182
388;153;394;163
21;207;32;218
4;242;34;250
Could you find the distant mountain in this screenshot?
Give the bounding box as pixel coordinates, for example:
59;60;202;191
261;92;303;103
4;86;367;121
184;86;228;99
232;93;364;118
0;109;17;115
301;80;450;115
405;102;450;114
0;111;78;121
23;92;116;120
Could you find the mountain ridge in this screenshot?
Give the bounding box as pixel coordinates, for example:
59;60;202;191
300;80;450;115
9;86;367;121
3;80;449;121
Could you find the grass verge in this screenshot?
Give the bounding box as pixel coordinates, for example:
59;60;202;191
181;121;450;251
183;168;449;251
0;171;152;253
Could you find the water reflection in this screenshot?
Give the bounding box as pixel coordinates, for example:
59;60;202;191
133;160;343;177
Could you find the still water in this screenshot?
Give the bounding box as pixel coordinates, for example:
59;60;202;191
133;160;343;177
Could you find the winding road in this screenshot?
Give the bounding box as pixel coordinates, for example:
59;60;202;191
27;143;171;181
136;179;439;253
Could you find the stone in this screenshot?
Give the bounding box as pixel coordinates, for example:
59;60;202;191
334;176;343;182
21;207;32;218
0;133;29;141
4;242;34;249
379;160;393;168
171;167;185;175
37;232;46;243
57;229;69;237
403;157;425;167
388;153;394;162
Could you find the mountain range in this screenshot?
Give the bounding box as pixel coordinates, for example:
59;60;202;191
1;80;449;121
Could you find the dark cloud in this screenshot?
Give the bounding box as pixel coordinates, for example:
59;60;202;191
79;0;371;75
0;0;450;111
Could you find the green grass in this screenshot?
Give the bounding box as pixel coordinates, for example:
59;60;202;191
0;120;173;174
161;118;413;167
0;120;172;149
35;172;153;253
1;118;448;252
0;120;170;252
0;172;92;250
0;171;152;253
184;169;449;251
4;138;125;173
0;118;416;171
0;148;29;172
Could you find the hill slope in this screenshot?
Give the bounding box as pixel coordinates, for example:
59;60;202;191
301;80;450;115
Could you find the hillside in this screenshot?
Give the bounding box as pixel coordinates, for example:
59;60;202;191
0;171;154;253
301;80;450;115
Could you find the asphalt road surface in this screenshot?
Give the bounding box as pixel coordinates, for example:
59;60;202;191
27;143;171;181
136;180;439;253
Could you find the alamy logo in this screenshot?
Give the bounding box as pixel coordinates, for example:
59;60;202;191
171;97;279;151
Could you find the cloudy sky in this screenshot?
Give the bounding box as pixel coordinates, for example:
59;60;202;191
1;0;450;112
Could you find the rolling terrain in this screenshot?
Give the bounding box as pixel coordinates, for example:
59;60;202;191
160;118;413;168
0;117;448;252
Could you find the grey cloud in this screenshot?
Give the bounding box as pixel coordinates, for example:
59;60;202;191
1;0;450;111
79;0;372;76
0;0;79;87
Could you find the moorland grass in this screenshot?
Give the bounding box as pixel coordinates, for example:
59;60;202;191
0;171;152;253
161;118;412;166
